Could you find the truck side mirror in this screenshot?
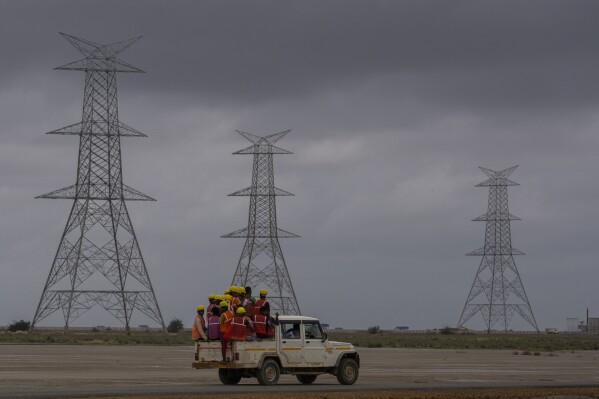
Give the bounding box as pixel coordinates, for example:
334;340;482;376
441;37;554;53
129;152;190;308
321;332;328;342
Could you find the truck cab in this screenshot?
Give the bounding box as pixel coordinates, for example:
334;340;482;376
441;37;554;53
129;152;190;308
192;315;359;385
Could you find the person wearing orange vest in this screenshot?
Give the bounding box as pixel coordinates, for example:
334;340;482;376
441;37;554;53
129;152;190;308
224;307;255;342
191;305;207;341
254;289;269;316
219;301;234;362
229;286;241;313
206;294;217;318
242;286;256;316
224;294;232;307
206;306;221;341
253;305;279;339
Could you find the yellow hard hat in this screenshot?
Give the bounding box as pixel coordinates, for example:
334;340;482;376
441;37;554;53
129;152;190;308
224;294;231;301
214;295;223;301
219;301;228;308
236;307;246;314
197;305;204;311
230;285;240;294
208;294;215;300
260;289;268;295
239;287;246;294
224;289;231;295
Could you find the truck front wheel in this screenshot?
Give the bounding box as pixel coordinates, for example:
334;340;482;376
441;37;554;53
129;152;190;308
257;359;280;385
218;368;241;385
336;357;359;385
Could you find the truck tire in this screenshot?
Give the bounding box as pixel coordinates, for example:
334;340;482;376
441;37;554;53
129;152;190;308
218;368;242;385
336;357;359;385
296;375;317;384
257;359;280;385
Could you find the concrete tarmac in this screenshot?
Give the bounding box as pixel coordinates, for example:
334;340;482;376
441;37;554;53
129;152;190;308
1;345;598;398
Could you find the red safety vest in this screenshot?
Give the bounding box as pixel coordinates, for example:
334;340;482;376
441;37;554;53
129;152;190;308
191;314;205;340
225;315;250;340
263;315;275;336
219;310;233;334
254;298;269;315
244;297;256;316
253;314;267;335
207;315;220;340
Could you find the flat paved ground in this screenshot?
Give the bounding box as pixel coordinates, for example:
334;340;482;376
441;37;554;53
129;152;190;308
1;345;599;398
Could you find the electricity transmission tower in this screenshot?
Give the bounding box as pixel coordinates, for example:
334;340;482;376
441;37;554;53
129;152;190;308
223;130;301;315
31;33;164;332
458;166;538;332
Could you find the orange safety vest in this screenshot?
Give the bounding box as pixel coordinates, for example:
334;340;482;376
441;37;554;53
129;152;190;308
191;314;205;340
219;310;234;334
229;297;241;313
225;315;250;340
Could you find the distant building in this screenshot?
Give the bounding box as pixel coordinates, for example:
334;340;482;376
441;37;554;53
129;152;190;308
566;318;579;333
588;318;599;334
395;326;409;330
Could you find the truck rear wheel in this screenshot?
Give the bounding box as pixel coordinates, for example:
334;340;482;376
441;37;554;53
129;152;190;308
257;359;280;385
218;368;242;385
296;375;317;384
336;357;359;385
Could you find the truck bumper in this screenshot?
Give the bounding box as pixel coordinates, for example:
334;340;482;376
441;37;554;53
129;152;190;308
192;361;221;369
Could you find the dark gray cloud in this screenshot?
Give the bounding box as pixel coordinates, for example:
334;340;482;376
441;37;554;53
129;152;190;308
1;1;598;331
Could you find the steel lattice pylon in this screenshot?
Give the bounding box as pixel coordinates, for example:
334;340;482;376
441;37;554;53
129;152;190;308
31;33;165;332
458;166;538;332
222;130;301;315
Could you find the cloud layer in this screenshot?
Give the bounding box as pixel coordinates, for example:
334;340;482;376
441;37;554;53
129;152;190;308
1;1;598;331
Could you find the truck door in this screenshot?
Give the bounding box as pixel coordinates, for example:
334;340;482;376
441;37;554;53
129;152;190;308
279;321;303;365
302;321;327;367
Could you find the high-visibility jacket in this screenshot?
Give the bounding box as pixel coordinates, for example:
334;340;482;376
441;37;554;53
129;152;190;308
192;315;206;340
243;297;256;316
225;315;253;340
253;314;274;336
207;315;220;340
219;310;234;334
254;298;269;315
229;297;241;313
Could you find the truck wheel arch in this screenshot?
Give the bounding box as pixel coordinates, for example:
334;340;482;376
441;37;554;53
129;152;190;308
258;354;282;369
334;352;360;371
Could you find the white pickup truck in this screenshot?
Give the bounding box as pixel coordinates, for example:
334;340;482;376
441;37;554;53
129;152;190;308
192;315;359;386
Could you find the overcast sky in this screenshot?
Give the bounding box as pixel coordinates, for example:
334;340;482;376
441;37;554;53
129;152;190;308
1;0;599;331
